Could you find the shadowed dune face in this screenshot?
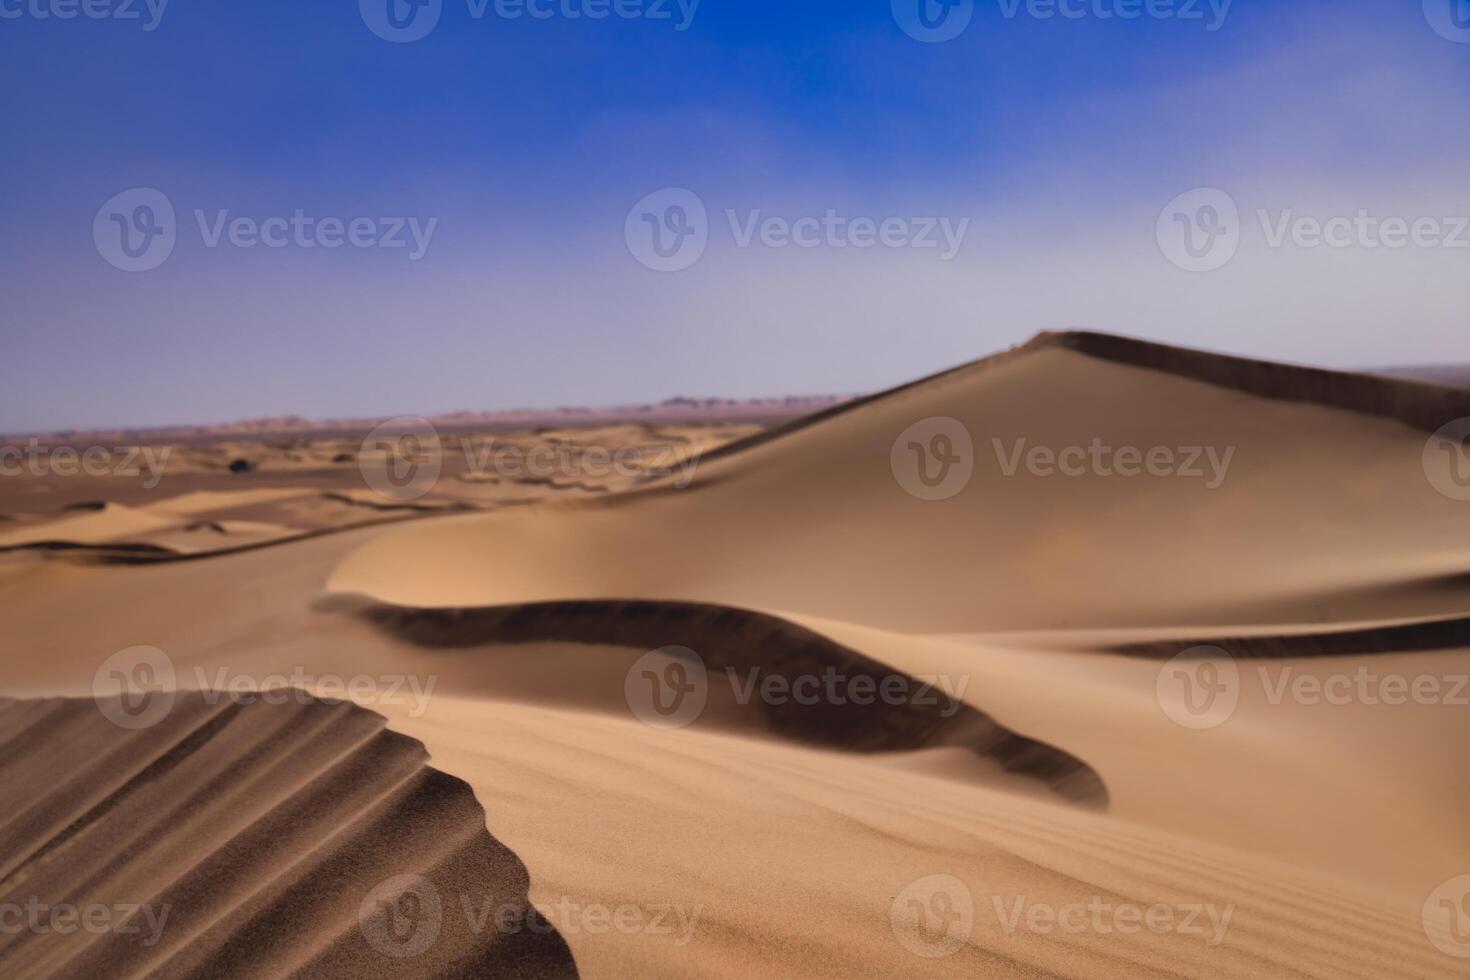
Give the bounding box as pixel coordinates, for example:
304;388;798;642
0;693;577;980
327;334;1470;632
349;598;1108;806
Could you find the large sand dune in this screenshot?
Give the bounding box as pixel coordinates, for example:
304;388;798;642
2;332;1468;976
327;332;1470;630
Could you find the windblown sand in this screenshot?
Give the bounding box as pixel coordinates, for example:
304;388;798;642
1;333;1468;977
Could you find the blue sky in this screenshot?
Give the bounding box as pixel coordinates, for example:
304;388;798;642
3;0;1469;430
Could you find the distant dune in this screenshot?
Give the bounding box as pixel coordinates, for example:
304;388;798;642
5;395;851;448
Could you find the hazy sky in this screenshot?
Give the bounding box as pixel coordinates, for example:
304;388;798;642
3;0;1468;431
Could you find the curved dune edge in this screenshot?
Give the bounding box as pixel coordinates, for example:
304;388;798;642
1106;613;1470;659
647;329;1470;483
0;692;577;980
341;597;1108;806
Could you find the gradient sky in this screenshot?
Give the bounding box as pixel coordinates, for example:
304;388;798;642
3;0;1468;431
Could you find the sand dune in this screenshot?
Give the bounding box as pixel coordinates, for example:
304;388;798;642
3;332;1469;976
327;332;1470;631
0;692;576;979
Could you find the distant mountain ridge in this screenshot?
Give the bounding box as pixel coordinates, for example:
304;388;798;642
6;395;854;447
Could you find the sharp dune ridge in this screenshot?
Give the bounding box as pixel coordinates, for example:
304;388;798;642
343;597;1108;805
668;330;1470;481
0;693;577;979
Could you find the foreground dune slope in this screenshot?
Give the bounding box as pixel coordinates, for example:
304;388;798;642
0;693;577;979
2;529;1464;974
328;332;1470;631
